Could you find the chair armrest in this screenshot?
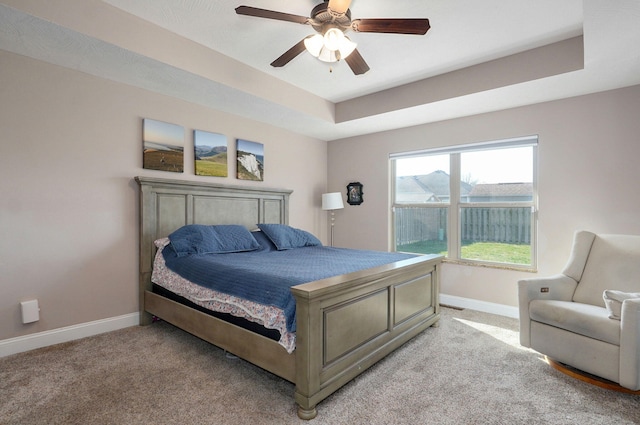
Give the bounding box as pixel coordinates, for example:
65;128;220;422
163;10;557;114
620;298;640;390
518;274;578;303
518;274;578;347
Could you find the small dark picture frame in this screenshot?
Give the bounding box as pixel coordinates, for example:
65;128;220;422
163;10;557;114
346;182;363;205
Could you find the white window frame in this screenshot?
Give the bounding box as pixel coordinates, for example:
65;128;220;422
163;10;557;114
390;136;538;270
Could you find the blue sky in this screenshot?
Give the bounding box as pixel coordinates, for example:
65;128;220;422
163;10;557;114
143;119;184;146
194;130;226;147
237;139;264;156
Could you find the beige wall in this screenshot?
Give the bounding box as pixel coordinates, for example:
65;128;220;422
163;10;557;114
0;51;327;341
328;84;640;307
3;43;640;344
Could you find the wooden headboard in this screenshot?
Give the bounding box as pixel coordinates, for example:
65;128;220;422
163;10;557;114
135;176;293;317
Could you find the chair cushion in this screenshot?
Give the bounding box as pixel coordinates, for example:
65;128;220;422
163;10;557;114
529;300;620;345
603;290;640;320
561;230;595;282
572;234;640;307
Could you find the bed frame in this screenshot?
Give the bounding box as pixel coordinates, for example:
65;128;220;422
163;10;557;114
136;176;442;419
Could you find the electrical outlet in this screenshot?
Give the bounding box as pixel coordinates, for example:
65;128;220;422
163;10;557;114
21;299;40;323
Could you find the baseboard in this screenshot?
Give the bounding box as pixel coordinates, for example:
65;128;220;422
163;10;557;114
0;313;139;358
440;294;519;319
0;297;516;358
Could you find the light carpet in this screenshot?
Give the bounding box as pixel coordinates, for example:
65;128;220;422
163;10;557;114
1;307;639;424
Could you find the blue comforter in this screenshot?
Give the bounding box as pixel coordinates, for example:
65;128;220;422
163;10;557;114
162;243;415;332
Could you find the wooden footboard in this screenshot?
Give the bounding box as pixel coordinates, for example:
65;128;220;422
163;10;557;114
291;254;441;419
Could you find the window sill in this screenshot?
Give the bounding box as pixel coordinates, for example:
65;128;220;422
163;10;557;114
442;258;537;273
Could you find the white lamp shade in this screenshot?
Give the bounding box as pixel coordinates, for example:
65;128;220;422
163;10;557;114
304;34;324;57
337;36;357;59
323;28;344;51
317;46;338;63
305;28;356;63
322;192;344;210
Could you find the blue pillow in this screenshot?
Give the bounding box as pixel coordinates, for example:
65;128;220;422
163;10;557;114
168;224;260;257
251;230;278;252
257;224;322;250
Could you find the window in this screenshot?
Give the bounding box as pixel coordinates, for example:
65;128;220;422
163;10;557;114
391;136;537;269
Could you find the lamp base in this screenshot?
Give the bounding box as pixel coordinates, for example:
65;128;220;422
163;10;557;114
330;211;336;246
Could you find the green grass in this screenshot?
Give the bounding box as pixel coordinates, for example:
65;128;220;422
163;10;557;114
196;154;227;177
398;239;448;256
397;240;531;265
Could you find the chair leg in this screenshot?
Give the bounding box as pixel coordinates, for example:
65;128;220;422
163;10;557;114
545;357;640;394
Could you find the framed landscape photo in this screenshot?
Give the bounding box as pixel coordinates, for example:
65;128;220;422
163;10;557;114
142;118;184;173
347;182;364;205
194;130;228;177
236;139;264;181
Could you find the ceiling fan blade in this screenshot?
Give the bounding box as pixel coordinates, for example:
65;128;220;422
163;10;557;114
328;0;352;15
345;49;370;75
270;39;307;68
351;18;431;35
235;6;309;25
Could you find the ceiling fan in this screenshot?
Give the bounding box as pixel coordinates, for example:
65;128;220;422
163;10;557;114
235;0;430;75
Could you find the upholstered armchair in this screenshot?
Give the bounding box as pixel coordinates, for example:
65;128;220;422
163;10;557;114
518;230;640;390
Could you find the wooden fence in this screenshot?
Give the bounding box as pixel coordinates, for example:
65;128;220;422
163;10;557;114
394;207;446;246
395;206;531;245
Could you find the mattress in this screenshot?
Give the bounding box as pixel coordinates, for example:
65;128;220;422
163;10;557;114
151;238;297;353
151;283;281;341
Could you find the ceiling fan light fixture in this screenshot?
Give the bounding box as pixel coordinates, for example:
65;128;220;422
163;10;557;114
337;36;357;59
304;34;324;57
305;28;356;63
323;27;344;51
317;46;338;63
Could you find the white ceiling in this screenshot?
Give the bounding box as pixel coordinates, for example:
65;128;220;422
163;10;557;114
101;0;585;103
1;0;640;141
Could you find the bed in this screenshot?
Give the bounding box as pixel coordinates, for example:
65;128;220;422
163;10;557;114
136;176;442;419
